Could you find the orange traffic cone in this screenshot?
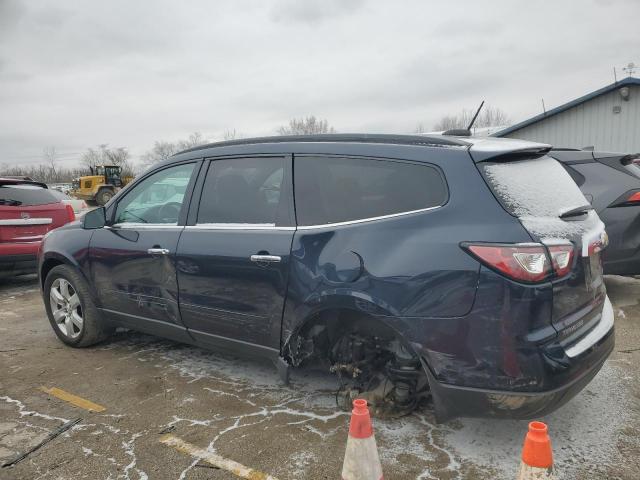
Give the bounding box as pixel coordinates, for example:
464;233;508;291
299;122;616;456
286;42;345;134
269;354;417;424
517;421;555;479
341;399;383;480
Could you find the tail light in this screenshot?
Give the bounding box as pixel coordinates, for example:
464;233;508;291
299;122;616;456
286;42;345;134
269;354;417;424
625;191;640;204
65;204;76;222
610;189;640;207
547;244;574;277
621;156;640;166
465;244;551;283
464;242;575;283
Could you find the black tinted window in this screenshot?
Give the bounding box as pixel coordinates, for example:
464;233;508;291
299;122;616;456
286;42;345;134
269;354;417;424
197;157;286;225
0;185;58;206
294;156;447;226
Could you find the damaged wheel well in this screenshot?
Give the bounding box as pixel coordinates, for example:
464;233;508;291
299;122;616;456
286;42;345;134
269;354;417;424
284;308;431;417
285;308;409;365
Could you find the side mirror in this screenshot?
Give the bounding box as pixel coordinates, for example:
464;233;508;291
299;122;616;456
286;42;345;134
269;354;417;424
83;206;106;229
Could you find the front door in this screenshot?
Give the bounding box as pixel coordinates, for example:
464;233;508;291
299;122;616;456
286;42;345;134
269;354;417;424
89;162;198;341
175;156;295;354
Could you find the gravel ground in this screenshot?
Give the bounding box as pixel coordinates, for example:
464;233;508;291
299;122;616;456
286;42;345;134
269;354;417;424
0;274;638;480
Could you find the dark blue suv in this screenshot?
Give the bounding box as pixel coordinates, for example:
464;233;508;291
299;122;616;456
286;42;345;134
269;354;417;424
38;134;614;421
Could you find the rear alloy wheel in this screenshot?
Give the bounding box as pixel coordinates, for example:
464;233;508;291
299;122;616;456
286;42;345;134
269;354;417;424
50;278;83;339
44;265;112;347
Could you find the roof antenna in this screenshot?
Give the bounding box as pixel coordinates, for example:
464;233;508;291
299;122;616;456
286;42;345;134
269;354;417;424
466;100;485;130
443;100;484;137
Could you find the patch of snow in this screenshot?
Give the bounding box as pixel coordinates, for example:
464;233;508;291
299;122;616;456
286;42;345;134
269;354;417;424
483;157;587;218
483;157;600;238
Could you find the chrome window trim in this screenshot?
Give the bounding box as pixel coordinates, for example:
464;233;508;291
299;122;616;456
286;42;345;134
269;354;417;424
107;223;183;231
0;218;52;226
296;205;442;230
188;223;295;231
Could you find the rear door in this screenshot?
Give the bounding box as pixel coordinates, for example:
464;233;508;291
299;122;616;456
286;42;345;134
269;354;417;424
479;155;607;338
0;184;70;246
175;155;295;354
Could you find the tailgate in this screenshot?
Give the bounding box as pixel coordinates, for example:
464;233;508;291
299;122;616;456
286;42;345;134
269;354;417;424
0;203;68;243
479;155;607;334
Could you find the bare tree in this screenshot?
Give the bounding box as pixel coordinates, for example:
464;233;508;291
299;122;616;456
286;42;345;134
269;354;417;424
277;116;336;135
414;123;426;134
0;162;89;184
176;132;205;151
141;132;206;166
80;147;102;171
141;141;177;166
79;144;136;177
223;128;241;141
43;146;57;175
432;105;510;131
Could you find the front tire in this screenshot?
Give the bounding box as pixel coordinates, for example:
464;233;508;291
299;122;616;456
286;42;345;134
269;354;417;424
95;189;114;206
44;265;112;347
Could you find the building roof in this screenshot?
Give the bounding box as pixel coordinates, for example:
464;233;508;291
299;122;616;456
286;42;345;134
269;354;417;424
494;77;640;137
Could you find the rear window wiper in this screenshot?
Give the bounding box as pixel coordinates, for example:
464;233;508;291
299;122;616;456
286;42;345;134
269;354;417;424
559;204;593;219
0;199;22;206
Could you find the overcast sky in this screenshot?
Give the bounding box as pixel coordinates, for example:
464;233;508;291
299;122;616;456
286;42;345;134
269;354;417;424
0;0;638;167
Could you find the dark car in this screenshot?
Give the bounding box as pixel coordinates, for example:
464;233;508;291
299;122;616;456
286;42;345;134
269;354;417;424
549;149;640;275
38;134;614;421
0;178;76;278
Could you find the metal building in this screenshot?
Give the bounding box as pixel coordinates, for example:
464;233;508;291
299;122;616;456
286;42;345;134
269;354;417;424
495;77;640;153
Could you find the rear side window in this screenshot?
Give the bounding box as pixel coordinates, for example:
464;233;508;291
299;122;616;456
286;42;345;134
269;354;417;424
480;156;588;218
295;156;447;226
0;185;58;206
197;157;287;225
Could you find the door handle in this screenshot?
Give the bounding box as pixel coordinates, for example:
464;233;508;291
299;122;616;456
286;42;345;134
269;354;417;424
147;248;170;255
250;254;281;263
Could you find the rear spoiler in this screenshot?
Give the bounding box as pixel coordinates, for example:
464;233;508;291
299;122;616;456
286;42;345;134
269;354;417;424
465;138;552;163
0;178;48;188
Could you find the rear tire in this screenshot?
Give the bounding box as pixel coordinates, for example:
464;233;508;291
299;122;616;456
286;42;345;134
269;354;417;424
44;265;112;347
96;189;114;206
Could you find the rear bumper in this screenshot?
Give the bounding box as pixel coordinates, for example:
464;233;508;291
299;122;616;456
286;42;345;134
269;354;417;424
0;252;38;277
427;297;615;421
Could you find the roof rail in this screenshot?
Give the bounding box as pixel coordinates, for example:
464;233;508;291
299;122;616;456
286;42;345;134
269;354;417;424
178;133;469;155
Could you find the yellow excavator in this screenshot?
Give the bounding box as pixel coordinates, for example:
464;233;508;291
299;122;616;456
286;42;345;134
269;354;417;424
70;165;133;205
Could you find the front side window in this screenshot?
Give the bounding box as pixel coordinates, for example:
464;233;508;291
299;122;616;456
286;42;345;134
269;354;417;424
294;156;447;226
197;157;286;225
115;163;195;224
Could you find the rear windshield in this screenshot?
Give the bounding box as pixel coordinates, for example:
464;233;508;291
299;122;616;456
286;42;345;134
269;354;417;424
480;156;592;237
49;189;71;201
481;156;588;217
0;185;59;206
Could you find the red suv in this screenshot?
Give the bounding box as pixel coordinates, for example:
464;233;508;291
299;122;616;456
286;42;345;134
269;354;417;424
1;178;76;278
